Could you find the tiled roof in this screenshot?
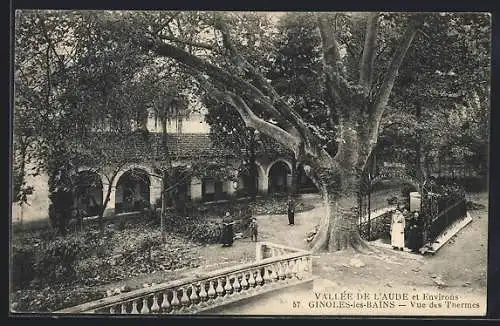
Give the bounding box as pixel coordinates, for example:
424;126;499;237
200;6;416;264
86;131;291;163
161;133;232;158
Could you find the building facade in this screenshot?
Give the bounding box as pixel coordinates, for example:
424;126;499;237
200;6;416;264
12;113;318;226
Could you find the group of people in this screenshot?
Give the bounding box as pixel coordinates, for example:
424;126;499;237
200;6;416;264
220;211;259;247
219;196;301;247
390;205;424;253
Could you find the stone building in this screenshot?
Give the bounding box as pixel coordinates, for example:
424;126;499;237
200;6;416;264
11;113;318;226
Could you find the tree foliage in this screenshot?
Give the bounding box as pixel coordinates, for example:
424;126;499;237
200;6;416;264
13;11;490;249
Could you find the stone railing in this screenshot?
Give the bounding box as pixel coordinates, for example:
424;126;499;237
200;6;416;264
56;242;312;315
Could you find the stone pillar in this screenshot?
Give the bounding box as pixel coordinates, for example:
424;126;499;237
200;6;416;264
256;243;264;261
224;181;236;196
409;192;421;212
190;177;203;200
286;171;293;192
150;175;162;207
103;185;116;217
258;171;269;195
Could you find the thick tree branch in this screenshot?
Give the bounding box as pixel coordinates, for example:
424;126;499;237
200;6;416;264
317;14;352;122
147;38;286;122
361;15;423;171
158;34;216;51
149;37;327;161
317;14;342;68
150;12;181;35
227;93;302;155
192;69;301;155
214;16;317;152
359;12;379;97
373;16;423;115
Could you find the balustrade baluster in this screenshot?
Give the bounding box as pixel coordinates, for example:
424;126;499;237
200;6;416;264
291;259;298;278
296;258;304;279
285;260;293;279
248;270;256;287
216;278;225;298
240;273;249;289
109;306;115;314
151;294;160;313
207;280;216;301
299;257;306;275
190;284;199;305
161;291;171;312
232;274;241;293
131;300;139;314
255;268;263;285
278;262;285;280
263;265;272;283
180;287;190;309
224;276;233;295
272;263;279;282
140;297;150;314
171;289;180;311
199;282;208;302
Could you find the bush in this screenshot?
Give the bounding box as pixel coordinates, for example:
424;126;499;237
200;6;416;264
137;234;163;262
401;184;417;197
11;244;37;289
34;235;93;283
359;211;392;241
435;176;487;193
164;214;222;244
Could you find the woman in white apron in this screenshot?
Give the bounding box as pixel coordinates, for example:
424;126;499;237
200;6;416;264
391;208;406;250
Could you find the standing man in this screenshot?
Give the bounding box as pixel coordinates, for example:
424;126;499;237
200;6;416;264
249;217;259;242
287;197;299;225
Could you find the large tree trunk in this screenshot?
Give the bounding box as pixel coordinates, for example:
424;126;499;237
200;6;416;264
306;162;365;252
305;122;369;252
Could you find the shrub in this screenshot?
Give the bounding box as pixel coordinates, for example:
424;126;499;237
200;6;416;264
401;184;417;197
435;176;487;193
34;235;93;283
359;211;392;241
164;214;221;244
137;234;163;262
11;244;37;289
114;216;128;231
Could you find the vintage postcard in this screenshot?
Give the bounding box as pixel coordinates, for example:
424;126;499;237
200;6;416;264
10;10;490;317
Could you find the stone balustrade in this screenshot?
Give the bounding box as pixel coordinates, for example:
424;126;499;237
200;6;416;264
56;242;313;315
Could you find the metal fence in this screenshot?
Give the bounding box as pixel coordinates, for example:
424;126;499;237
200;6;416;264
428;199;467;243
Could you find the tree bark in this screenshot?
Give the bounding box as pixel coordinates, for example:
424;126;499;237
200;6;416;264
305;122;368;252
99;170;119;232
359;12;378;97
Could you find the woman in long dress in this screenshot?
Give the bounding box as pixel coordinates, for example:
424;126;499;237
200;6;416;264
221;212;235;247
408;211;423;253
391;208;405;250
